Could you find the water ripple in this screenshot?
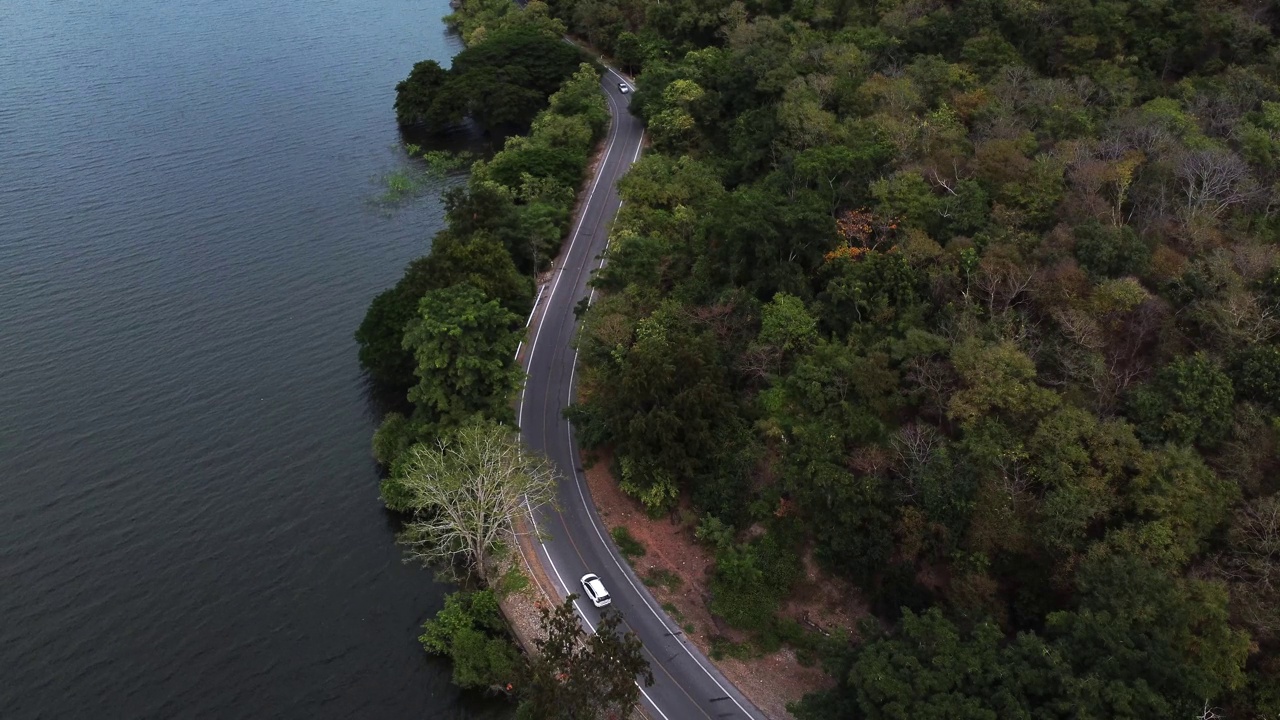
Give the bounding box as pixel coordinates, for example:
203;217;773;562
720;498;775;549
0;0;505;717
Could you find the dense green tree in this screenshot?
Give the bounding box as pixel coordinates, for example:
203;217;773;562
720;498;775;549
516;597;653;720
1103;443;1238;570
704;183;834;298
419;589;521;690
372;411;430;471
817;557;1249;719
403;285;524;428
1046;555;1249;716
1128;352;1235;448
1025;407;1144;557
948;338;1058;427
839;608;1061;720
404;0;1280;710
443;182;534;273
817;250;923;337
1230;344;1280;409
572;299;746;513
420;231;534;318
452;26;584;103
1072;221;1151;279
484;137;587;193
394;25;584;134
355;255;438;389
755;292;818;369
546;63;610;137
395;60;450;127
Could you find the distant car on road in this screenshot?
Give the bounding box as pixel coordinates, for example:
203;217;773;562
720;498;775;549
618;82;631;94
580;573;612;607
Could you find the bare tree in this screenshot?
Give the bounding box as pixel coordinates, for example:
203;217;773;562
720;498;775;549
1216;494;1280;641
974;254;1036;316
1176;148;1256;223
890;423;944;499
736;344;781;382
1197;699;1224;720
1197;289;1280;347
396;422;558;583
1052;296;1166;411
905;356;955;421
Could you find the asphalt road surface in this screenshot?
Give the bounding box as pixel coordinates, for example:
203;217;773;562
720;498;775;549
516;69;769;720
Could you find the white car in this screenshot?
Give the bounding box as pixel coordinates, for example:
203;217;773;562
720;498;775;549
580;573;612;607
618;82;631;94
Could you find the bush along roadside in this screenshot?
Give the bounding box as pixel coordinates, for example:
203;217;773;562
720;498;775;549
361;57;608;445
354;0;637;712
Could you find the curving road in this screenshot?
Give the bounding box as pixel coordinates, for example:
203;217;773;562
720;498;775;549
516;69;768;720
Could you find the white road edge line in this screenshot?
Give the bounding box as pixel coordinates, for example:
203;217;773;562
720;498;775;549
523;495;672;720
513;79;672;720
517;76;621;430
562;415;758;719
517;75;756;719
513;284;548;360
559;115;760;719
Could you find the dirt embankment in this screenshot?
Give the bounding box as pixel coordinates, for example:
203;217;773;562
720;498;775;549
580;449;867;720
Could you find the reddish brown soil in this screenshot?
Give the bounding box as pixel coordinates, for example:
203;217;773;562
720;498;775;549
581;449;852;720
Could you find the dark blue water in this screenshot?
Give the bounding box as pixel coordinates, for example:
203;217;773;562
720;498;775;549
0;0;504;717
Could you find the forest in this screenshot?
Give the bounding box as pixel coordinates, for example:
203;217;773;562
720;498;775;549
358;3;660;716
528;0;1280;716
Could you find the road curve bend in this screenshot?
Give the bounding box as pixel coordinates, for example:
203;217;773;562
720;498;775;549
516;69;769;720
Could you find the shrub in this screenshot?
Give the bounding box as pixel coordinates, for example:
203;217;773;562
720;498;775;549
611;526;646;561
419;590;521;690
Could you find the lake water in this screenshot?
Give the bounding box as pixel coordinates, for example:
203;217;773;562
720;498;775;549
0;0;504;716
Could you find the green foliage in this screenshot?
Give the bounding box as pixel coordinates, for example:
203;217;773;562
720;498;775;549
1128;352;1235;448
372;412;431;471
694;513;735;549
645;568;683;592
610;526;646;560
379;473;415;514
1104;443;1238;570
839;608;1059;720
518;597;653;719
1072;221;1151;279
1025;407;1144;556
574;298;749;517
394;26;584;133
758;292;818;357
709;526;803;635
1230;344;1280;408
948;338;1058;426
403;284;524;429
817;251;922;337
448;0;1280;710
547;63;610;137
418;231;534;318
618;454;679;515
395;60;449;127
1045;555;1250;715
818;557;1249;719
442;181;535;274
355;256;437;389
960;32;1022;79
419;590;521;690
486;140;586;195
